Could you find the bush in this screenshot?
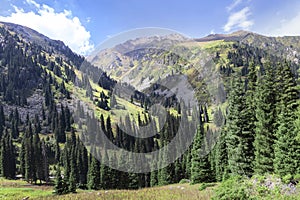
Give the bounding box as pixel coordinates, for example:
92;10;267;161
282;174;293;184
293;174;300;183
212;176;251;200
213;175;300;200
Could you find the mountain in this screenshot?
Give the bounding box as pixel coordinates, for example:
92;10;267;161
0;21;81;121
0;21;300;198
88;30;300;93
198;30;300;63
195;30;255;42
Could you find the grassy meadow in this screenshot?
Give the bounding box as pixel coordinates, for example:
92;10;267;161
0;179;214;200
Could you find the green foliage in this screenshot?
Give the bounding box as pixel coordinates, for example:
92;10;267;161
226;76;254;176
254;63;277;175
282;174;293;184
274;62;300;177
213;107;224;127
191;127;212;184
293;174;300;182
212;176;250;200
214;129;228;182
0;130;16;179
87;156;100;190
53;166;67;195
214;175;300;200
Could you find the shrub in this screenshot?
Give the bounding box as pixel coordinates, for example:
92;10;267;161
282;174;293;184
292;174;300;184
212;176;251;200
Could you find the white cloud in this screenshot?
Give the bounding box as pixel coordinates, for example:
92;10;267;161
26;0;40;9
268;12;300;36
226;0;243;12
0;0;94;55
223;7;254;32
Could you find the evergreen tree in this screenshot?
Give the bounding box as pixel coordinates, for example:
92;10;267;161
158;147;173;185
293;105;300;174
54;141;60;163
41;140;49;185
106;116;114;142
214;129;228;181
68;170;77;193
150;169;158;187
88;155;101;190
33;133;43;184
23;124;36;183
77;141;88;188
101;150;114;189
0;130;16;179
254;63;277;174
54;165;66;195
0;105;5;138
226;76;254;176
191;127;212;184
274;62;300;177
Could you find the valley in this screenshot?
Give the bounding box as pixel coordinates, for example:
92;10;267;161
0;21;300;199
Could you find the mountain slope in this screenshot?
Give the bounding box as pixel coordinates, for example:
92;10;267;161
88;30;300;96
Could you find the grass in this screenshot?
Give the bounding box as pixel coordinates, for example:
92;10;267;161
45;184;213;200
0;187;52;200
0;179;213;200
0;178;52;200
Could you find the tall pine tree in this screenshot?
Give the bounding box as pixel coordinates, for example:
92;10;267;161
274;62;300;177
254;63;277;175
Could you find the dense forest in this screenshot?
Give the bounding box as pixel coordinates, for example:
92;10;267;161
0;21;300;198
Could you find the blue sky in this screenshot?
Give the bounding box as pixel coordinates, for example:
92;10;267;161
1;0;300;55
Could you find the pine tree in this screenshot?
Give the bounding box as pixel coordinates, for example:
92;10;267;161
65;106;71;132
23;124;35;183
41;140;49;185
54;165;66;195
238;62;257;175
254;63;277;174
0;105;5;138
117;151;129;189
77;141;88;188
54;141;60;163
191;127;212;184
158;147;173;186
88;155;101;190
33;133;43;184
0;130;16;179
293;105;300;175
214;129;228;181
274;62;300;177
150;169;158;187
226;76;254;176
68;170;77;193
106;116;114;142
